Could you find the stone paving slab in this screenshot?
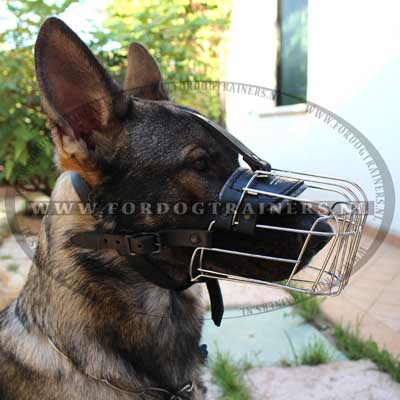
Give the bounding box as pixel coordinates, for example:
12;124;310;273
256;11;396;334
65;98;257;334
201;308;346;366
0;234;33;309
199;231;400;357
321;235;400;355
0;198;399;378
200;280;289;310
204;360;400;400
1;228;399;357
0;223;399;399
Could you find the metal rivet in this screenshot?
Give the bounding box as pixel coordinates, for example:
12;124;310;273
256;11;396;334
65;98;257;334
190;234;199;244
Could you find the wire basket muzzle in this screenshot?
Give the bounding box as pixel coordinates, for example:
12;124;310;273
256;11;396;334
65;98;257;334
189;168;368;296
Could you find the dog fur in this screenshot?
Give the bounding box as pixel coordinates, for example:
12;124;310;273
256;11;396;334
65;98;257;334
0;17;330;399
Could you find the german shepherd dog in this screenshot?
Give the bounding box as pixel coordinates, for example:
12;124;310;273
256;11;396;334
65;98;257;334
0;18;331;400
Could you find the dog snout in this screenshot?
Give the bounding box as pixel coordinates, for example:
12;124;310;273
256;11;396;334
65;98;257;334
298;214;333;256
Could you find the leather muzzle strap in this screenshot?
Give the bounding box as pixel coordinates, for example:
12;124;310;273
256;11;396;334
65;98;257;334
69;172;224;326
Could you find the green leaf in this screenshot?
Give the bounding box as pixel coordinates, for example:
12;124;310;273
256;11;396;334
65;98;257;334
4;159;15;181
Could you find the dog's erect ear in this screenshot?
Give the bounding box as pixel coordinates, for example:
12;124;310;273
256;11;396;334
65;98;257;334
35;17;130;185
124;42;169;100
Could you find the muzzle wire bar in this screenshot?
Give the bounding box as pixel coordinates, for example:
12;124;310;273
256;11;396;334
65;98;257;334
189;169;368;296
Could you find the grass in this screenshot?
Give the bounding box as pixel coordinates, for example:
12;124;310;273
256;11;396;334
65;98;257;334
299;339;333;365
209;349;254;400
0;225;11;246
288;290;324;323
6;263;19;273
280;332;333;367
333;325;400;383
0;254;11;260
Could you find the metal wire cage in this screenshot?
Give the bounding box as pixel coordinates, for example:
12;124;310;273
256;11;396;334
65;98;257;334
189;168;368;296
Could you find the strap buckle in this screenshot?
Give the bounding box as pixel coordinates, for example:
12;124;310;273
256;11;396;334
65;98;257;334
125;233;160;256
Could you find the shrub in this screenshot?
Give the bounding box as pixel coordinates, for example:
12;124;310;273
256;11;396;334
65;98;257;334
0;0;231;192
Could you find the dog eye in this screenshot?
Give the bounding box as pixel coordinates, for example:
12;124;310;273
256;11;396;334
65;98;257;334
192;157;209;172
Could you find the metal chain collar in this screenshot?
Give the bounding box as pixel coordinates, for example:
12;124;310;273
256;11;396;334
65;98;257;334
47;337;195;399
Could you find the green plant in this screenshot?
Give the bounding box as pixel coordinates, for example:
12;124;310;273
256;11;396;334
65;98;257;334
299;339;333;366
1;0;231;192
281;332;332;367
209;349;253;400
0;255;11;261
0;224;11;245
6;263;19;273
278;358;293;367
333;325;400;383
288;290;324;323
93;0;231;123
0;1;77;193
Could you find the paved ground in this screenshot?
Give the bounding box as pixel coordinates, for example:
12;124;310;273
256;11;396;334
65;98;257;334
205;360;400;400
201;308;346;366
0;194;400;398
321;233;400;355
1;231;399;399
0;234;32;309
200;230;400;356
1;193;399;357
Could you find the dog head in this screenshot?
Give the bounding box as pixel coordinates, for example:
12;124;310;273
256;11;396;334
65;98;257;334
35;18;331;288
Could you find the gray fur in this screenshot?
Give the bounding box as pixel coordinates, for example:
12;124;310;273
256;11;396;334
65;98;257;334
0;17;330;399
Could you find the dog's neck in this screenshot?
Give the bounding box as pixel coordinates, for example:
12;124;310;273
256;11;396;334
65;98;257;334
13;172;205;393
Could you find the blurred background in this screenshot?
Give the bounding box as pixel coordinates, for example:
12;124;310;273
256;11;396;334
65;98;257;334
0;1;399;399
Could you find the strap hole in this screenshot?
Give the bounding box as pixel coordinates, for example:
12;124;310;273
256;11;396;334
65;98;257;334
138;244;142;248
104;239;108;243
116;240;120;244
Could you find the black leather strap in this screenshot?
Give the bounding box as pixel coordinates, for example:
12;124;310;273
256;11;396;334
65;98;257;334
125;254;193;291
214;167;306;235
68;106;271;328
68;172;225;325
206;279;224;327
178;106;271;171
70;230;213;255
160;229;213;249
71;171;91;202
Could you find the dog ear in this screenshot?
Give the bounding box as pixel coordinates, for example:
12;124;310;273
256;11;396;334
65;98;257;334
124;42;169;100
35;17;130;186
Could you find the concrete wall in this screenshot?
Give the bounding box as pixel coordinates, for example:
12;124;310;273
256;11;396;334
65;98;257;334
226;0;400;234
